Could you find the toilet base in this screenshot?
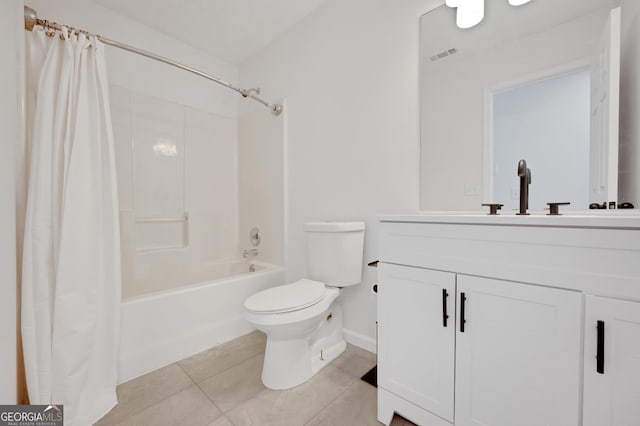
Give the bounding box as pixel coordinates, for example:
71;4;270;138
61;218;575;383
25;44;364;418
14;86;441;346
260;303;346;390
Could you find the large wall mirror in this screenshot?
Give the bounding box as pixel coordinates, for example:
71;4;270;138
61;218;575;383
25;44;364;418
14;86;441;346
420;0;639;211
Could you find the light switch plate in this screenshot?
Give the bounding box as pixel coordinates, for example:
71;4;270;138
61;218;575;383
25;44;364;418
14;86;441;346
464;183;480;196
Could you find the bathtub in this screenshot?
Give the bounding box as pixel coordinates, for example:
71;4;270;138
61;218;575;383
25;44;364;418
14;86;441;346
117;259;284;384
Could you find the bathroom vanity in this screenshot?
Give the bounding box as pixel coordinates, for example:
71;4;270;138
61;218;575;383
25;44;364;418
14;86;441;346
376;213;640;426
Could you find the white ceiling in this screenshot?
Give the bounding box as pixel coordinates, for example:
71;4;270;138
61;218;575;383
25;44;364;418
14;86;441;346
92;0;329;65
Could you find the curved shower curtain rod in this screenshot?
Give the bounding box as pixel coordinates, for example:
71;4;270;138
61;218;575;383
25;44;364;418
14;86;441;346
23;6;283;116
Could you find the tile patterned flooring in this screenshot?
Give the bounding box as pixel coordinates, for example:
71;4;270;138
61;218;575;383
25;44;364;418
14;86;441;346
96;331;415;425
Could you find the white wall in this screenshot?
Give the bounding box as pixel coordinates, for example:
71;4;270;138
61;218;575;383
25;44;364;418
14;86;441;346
240;0;440;349
28;0;239;118
238;107;285;266
0;0;23;404
493;71;591;211
619;0;640;206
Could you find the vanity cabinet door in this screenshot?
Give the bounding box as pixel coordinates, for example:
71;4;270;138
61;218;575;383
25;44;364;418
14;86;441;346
454;275;582;426
583;296;640;426
378;263;456;422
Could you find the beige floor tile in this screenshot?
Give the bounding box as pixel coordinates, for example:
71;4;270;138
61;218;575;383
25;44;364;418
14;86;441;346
199;353;266;412
226;365;356;426
331;344;377;379
96;333;395;426
118;385;221;426
207;415;234;426
178;331;266;383
96;363;193;425
306;380;380;425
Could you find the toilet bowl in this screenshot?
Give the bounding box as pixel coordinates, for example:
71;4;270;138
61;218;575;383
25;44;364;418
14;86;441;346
245;279;345;389
244;221;365;390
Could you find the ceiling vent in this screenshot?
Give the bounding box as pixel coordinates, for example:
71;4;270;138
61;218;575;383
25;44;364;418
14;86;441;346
430;48;458;62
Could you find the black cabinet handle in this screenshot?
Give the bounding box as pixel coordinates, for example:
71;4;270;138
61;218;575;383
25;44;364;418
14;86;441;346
597;320;605;374
442;289;449;327
460;292;467;333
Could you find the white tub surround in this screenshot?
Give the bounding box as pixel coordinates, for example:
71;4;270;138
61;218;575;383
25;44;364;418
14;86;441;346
118;261;283;384
376;213;640;426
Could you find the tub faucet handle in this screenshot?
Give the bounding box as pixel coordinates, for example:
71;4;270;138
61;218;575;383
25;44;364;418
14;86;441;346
482;203;504;215
547;202;570;216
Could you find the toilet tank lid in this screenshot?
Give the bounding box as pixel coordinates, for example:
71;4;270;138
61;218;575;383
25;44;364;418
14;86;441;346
303;221;365;232
244;279;326;314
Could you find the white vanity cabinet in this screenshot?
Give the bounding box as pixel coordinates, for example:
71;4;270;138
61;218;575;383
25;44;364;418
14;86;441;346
378;265;582;426
454;275;582;426
377;264;456;422
583;296;640;426
377;214;640;426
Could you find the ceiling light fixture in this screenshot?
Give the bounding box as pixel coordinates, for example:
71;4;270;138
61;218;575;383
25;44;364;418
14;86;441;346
447;0;532;29
456;0;484;29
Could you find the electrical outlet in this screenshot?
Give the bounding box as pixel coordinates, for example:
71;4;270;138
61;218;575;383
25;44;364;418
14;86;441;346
464;183;480;196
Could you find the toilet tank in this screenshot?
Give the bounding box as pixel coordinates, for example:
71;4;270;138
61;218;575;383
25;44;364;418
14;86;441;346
304;221;365;287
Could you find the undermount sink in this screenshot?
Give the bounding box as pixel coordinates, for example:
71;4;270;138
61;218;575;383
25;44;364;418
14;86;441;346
417;209;640;216
379;211;640;229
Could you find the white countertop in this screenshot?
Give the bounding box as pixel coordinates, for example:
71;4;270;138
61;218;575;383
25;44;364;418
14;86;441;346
378;210;640;229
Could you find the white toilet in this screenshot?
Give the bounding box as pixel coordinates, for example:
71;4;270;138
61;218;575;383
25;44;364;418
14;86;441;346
244;221;365;390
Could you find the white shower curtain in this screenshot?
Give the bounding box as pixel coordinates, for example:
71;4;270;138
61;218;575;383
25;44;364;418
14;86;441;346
21;27;121;425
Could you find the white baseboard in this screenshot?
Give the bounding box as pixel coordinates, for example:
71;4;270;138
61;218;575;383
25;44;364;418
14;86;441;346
343;328;376;354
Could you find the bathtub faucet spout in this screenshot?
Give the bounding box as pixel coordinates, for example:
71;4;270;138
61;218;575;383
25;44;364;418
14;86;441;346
243;248;259;259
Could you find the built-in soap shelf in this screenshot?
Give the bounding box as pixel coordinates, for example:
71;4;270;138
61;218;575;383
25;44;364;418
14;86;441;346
135;212;189;223
135;212;189;252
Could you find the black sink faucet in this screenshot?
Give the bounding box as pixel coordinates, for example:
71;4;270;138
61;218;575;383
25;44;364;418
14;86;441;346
517;159;531;215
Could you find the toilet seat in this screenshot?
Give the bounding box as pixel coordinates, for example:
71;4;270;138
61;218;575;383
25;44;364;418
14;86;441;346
244;279;326;314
